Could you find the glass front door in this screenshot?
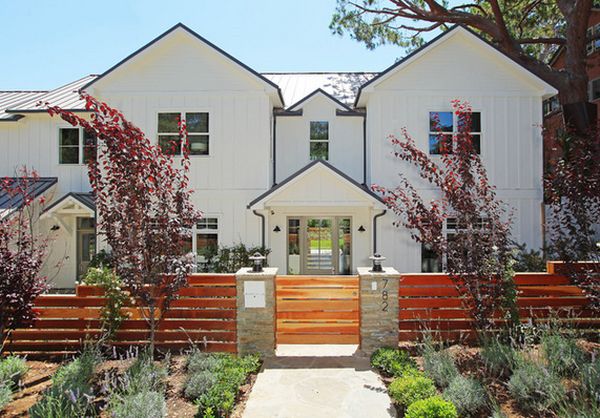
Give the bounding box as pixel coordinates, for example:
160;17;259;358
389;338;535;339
287;217;352;275
76;217;96;279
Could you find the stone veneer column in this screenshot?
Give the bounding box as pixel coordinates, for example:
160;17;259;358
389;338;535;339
357;267;400;354
235;267;278;356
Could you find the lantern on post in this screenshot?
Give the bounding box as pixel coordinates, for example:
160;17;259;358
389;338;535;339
369;253;386;273
249;252;266;273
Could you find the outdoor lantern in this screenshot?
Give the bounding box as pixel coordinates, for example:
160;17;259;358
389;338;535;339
249;252;266;273
273;225;281;232
369;253;386;273
358;225;366;232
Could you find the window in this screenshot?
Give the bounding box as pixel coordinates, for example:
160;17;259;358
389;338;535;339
586;24;600;55
543;96;561;115
158;112;209;156
196;217;218;254
59;128;96;164
421;243;442;273
429;111;481;155
310;121;329;160
589;79;600;101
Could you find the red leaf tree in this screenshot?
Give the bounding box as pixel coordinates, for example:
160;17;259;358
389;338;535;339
373;100;517;333
47;95;202;352
0;168;51;353
545;127;600;309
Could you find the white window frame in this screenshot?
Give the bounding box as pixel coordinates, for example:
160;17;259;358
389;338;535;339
58;126;94;165
192;216;220;255
156;110;210;157
586;24;600;55
428;111;481;155
309;120;330;161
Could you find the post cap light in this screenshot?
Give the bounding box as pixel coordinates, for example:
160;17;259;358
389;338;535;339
369;253;386;273
249;252;266;273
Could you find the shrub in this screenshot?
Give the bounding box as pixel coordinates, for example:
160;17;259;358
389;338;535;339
371;347;418;377
541;334;587;377
481;339;517;377
112;390;166;418
422;346;459;388
123;353;167;395
184;370;217;401
0;356;28;388
0;382;11;410
82;267;127;339
508;359;566;413
581;358;600;403
199;244;271;273
187;351;222;374
404;396;458;418
443;375;487;417
388;375;436;409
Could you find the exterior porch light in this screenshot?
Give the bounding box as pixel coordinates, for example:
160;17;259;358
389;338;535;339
273;225;281;232
358;225;366;232
249;252;266;273
369;253;386;273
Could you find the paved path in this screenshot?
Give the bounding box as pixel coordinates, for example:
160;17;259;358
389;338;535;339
243;345;396;418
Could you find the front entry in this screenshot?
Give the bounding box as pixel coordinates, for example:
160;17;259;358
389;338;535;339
76;217;96;279
287;217;351;275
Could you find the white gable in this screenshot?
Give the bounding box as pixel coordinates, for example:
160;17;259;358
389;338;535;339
357;27;556;106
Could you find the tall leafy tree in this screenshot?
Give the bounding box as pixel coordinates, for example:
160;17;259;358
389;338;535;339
331;0;594;131
47;95;202;353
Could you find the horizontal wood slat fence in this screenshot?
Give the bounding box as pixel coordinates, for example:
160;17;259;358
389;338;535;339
4;274;237;354
399;262;599;342
276;275;360;344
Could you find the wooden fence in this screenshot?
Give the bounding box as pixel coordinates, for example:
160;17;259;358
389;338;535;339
4;274;237;354
399;264;598;341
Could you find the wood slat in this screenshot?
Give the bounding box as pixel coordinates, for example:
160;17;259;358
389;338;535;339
517;286;584;297
277;288;358;299
277;299;358;311
277;322;358;333
277;311;358;320
5;341;237;353
10;330;236;342
177;287;237;297
187;275;236;285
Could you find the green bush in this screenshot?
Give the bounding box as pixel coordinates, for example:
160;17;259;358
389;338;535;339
388;375;436;409
422;346;459;388
82;267;127;339
443;375;487;417
581;358;600;403
370;347;418;377
187;351;223;374
481;339;517;376
0;382;11;410
508;359;566;413
0;356;28;389
199;244;271;273
123;353;167;395
405;396;458;418
112;390;166;418
184;370;217;401
541;334;587;377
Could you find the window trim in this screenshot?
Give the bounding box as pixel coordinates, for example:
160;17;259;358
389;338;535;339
192;216;220;256
589;78;600;102
309;120;330;161
58;126;94;166
428;111;482;155
156;110;211;157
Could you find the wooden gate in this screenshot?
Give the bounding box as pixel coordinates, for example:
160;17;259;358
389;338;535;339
276;275;360;344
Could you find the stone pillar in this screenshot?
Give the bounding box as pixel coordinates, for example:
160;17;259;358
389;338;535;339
357;267;400;354
235;267;277;356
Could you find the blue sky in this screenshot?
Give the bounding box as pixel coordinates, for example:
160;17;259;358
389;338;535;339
0;0;436;90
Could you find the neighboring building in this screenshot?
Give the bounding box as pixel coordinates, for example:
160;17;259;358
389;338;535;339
0;24;556;288
543;8;600;171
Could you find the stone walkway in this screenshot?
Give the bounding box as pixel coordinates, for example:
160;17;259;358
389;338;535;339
242;345;396;418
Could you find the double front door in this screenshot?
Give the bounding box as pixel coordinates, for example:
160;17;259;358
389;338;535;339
287;217;352;275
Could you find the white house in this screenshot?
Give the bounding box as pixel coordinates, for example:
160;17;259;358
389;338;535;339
0;24;556;288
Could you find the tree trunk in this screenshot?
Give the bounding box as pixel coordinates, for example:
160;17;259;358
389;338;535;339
149;304;156;357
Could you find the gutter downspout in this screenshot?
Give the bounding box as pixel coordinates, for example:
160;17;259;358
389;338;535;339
373;209;387;253
362;114;367;185
252;210;266;248
272;113;277;187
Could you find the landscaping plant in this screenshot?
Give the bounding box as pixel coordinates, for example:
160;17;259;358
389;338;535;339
0;382;11;411
388;374;437;410
48;96;202;353
0;356;28;388
372;100;518;332
442;375;487;417
404;395;458;418
0;168;54;353
199;243;271;273
370;347;418;377
508;358;566;413
422;343;459;389
541;333;587;377
480;338;517;377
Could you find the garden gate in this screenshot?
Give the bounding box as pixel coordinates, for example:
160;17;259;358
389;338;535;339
275;275;360;344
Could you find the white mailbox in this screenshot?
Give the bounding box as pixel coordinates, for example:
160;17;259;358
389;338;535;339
244;281;266;308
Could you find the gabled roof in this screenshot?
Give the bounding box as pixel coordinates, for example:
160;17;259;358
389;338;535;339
4;75;97;116
287;88;353;111
263;72;376;107
81;23;284;107
247;159;385;209
0;91;47;121
43;192;95;216
0;177;58;219
355;25;557;107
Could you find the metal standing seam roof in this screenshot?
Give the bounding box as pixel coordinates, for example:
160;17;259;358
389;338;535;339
0;177;58;219
262;72;377;108
0;91;47;121
4;75;98;114
43;191;95;214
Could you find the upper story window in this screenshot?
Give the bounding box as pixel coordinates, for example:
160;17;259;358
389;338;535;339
543;96;561;115
589;78;600;101
587;24;600;55
158;112;209;156
428;111;481;155
309;121;329;160
59;128;95;165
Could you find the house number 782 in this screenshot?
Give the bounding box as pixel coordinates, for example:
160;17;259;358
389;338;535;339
381;278;389;312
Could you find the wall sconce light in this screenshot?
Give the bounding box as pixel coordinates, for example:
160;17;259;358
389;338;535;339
273;226;281;232
50;225;61;231
358;225;366;232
